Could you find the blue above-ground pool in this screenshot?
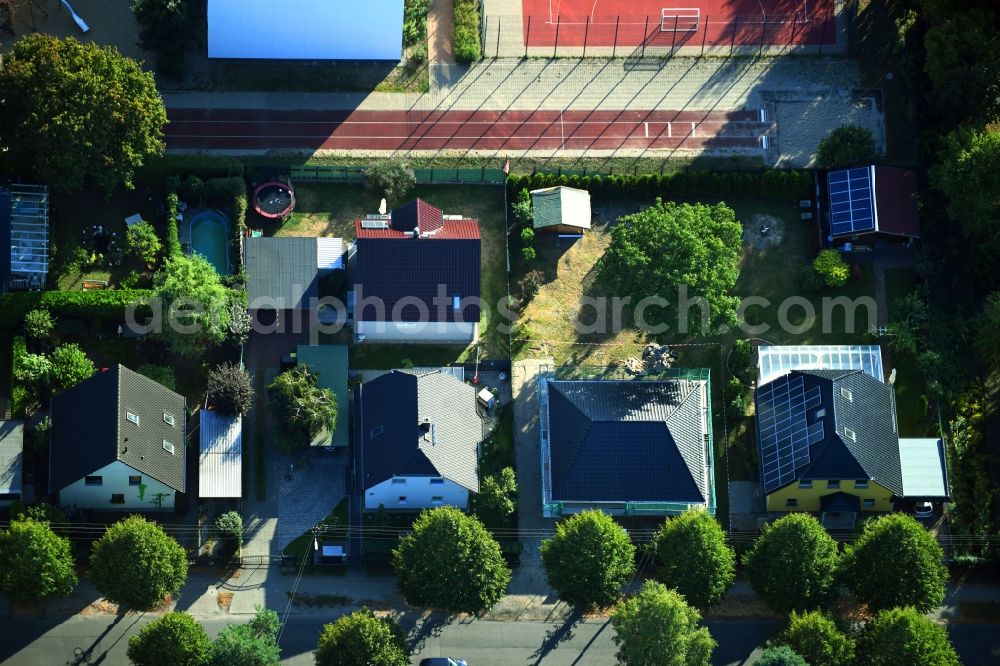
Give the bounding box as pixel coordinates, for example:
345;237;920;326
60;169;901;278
189;210;231;275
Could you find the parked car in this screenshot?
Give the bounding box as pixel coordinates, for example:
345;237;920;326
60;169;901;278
419;659;468;666
914;501;934;518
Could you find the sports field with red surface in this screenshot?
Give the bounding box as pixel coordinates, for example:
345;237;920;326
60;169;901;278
164;108;772;152
521;0;836;48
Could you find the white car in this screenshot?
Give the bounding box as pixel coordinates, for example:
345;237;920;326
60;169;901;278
914;501;934;518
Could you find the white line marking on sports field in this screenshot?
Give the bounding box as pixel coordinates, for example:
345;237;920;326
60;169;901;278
644;122;649;138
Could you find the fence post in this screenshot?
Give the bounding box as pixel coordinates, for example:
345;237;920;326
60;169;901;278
701;14;708;56
481;166;486;182
554;15;561;58
641;16;649;57
759;17;767;56
430;168;435;184
525;16;531;58
670;14;678;55
583;15;590;57
483;15;488;59
613;16;620;57
496;15;502;58
730;15;739;55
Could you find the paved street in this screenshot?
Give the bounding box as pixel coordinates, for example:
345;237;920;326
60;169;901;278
2;612;997;666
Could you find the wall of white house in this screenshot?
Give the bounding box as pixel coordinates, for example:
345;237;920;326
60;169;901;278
58;460;176;511
364;476;469;510
356;320;477;344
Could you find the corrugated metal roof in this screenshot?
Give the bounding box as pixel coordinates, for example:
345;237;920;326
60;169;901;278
757;345;884;386
199;410;242;498
531;186;591;230
898;438;949;498
0;420;23;495
316;237;344;271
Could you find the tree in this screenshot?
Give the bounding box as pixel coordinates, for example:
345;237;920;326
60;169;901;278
843;513;947;613
314;608;410;666
48;344;96;395
0;519;77;604
597;200;742;332
207;362;254;416
267;366;336;452
512;188;533;227
392;507;510;613
0;34;166;193
90;516;187;610
14;352;51;386
931;127;1000;282
610;580;715;666
137;363;176;390
364;160;415;203
777;611;855;666
743;513;840;614
540;510;635;610
474;466;517;523
755;646;808;666
857;607;960;666
130;0;197;77
154;254;232;355
228;303;252;345
215;511;243;546
813;249;849;287
650;510;735;610
24;309;55;341
126;221;162;269
209;605;281;666
815;125;878;169
126;612;210;666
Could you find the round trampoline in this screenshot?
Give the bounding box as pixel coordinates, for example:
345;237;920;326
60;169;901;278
253;181;296;219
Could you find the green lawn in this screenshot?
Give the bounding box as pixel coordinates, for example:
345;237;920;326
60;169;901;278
279;183;511;362
282;498;349;559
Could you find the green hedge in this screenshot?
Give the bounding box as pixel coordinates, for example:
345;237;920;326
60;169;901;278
0;290;155;332
454;0;481;62
11;336;27;418
135;155;244;188
506;169;812;201
165;193;182;258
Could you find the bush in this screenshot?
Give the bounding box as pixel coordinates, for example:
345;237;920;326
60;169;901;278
49;344;96;395
521;246;537;262
813;249;849;287
0;518;77;604
364;161;415;203
777;611;855;666
126;221;162;269
755;646;808;666
512;188;533;227
90;516;187;610
268;366;337;451
816;125;878;169
0;290;154;332
165;193;182;258
24;309;54;340
517;269;545;303
207;362;254;416
126;611;210;666
215;511;243;546
315;608;410;666
454;0;481;61
520;226;535;244
800;263;825;292
541;510;635;610
403;0;431;48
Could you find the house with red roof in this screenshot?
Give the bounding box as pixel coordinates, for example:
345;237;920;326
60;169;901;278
351;199;481;343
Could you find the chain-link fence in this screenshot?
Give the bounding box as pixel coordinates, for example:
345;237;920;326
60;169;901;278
289;165;507;185
481;10;845;59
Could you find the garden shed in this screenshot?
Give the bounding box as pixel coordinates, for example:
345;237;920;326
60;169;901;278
530;186;591;234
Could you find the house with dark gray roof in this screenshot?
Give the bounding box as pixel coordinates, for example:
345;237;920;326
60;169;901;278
352;199;481;343
244;236;344;312
0;420;24;507
755;366;948;526
355;369;482;510
539;376;715;518
49;365;187;511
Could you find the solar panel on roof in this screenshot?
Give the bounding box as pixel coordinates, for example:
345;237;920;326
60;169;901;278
757;374;828;492
828;166;876;237
361;219;389;229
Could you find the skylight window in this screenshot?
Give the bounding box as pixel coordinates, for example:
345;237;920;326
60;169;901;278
126;411;140;426
163;440;176;455
843;427;856;442
840;387;853;402
163;413;175;426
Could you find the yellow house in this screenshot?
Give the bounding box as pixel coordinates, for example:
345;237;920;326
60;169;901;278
756;368;906;527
